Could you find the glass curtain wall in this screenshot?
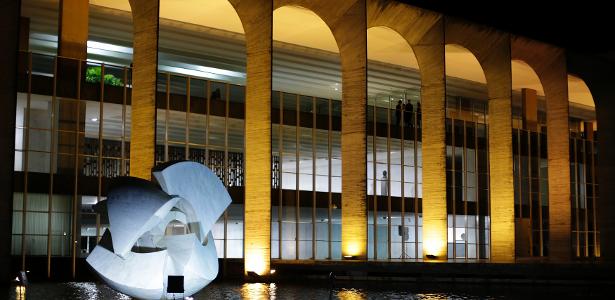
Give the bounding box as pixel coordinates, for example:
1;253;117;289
512;96;549;257
367;92;423;260
13;52;132;275
154;74;245;259
445;96;490;259
271;91;342;260
569;119;599;258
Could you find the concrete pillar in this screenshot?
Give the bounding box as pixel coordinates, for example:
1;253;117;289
229;0;273;276
446;19;515;262
512;36;570;261
488;96;515;262
368;0;447;260
334;1;368;260
0;0;20;284
58;0;89;60
545;66;571;261
413;25;447;260
128;0;159;180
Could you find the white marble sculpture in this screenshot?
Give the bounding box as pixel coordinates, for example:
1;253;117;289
86;161;231;299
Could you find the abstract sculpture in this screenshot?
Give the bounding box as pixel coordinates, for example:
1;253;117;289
86;161;231;299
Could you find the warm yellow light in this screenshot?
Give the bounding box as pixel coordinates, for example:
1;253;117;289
269;269;276;275
15;286;26;300
424;237;446;259
343;242;362;257
241;283;271;299
337;289;366;300
245;249;268;276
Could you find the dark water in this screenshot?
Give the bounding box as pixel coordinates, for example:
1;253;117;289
5;280;609;299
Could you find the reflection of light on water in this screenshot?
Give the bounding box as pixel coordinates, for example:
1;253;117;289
269;283;277;299
240;283;277;300
66;282;99;300
64;282;129;300
15;286;26;300
118;293;131;300
337;288;366;300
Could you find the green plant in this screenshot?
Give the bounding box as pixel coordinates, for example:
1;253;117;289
85;66;124;87
85;66;101;83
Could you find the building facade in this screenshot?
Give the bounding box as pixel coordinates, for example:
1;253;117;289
1;0;614;281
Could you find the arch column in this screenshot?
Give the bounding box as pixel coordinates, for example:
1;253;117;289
334;0;368;260
229;0;273;275
274;0;368;259
446;18;515;262
512;37;571;261
128;0;159;180
368;0;447;259
568;53;615;261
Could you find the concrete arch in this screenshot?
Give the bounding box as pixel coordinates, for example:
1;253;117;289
366;25;418;260
511;36;571;261
568;54;615;261
567;74;595;108
273;5;338;53
275;0;368;259
129;0;273;275
445;17;514;262
274;0;360;55
367;0;447;260
445;43;488;84
367;25;420;101
445;19;511;101
272;5;341;98
512;60;544;95
367;0;442;83
367;26;418;70
160;0;245;34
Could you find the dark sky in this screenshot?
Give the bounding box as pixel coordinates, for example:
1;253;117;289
402;0;615;64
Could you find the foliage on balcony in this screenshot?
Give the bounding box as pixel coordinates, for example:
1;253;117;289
85;66;123;87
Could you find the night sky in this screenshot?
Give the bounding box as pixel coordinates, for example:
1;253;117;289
401;0;615;65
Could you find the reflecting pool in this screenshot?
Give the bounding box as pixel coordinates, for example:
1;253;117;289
5;280;608;299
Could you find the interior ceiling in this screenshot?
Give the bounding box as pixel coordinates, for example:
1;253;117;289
62;1;593;107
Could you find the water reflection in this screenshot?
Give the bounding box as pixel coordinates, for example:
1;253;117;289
337;288;366;300
5;280;609;299
240;283;277;300
14;286;25;300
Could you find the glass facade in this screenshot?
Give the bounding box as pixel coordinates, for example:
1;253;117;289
12;53;132;270
271;92;342;260
511;94;550;257
154;73;246;259
569;121;599;258
367;92;423;260
445;96;490;259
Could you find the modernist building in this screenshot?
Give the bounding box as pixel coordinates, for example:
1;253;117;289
1;0;614;281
